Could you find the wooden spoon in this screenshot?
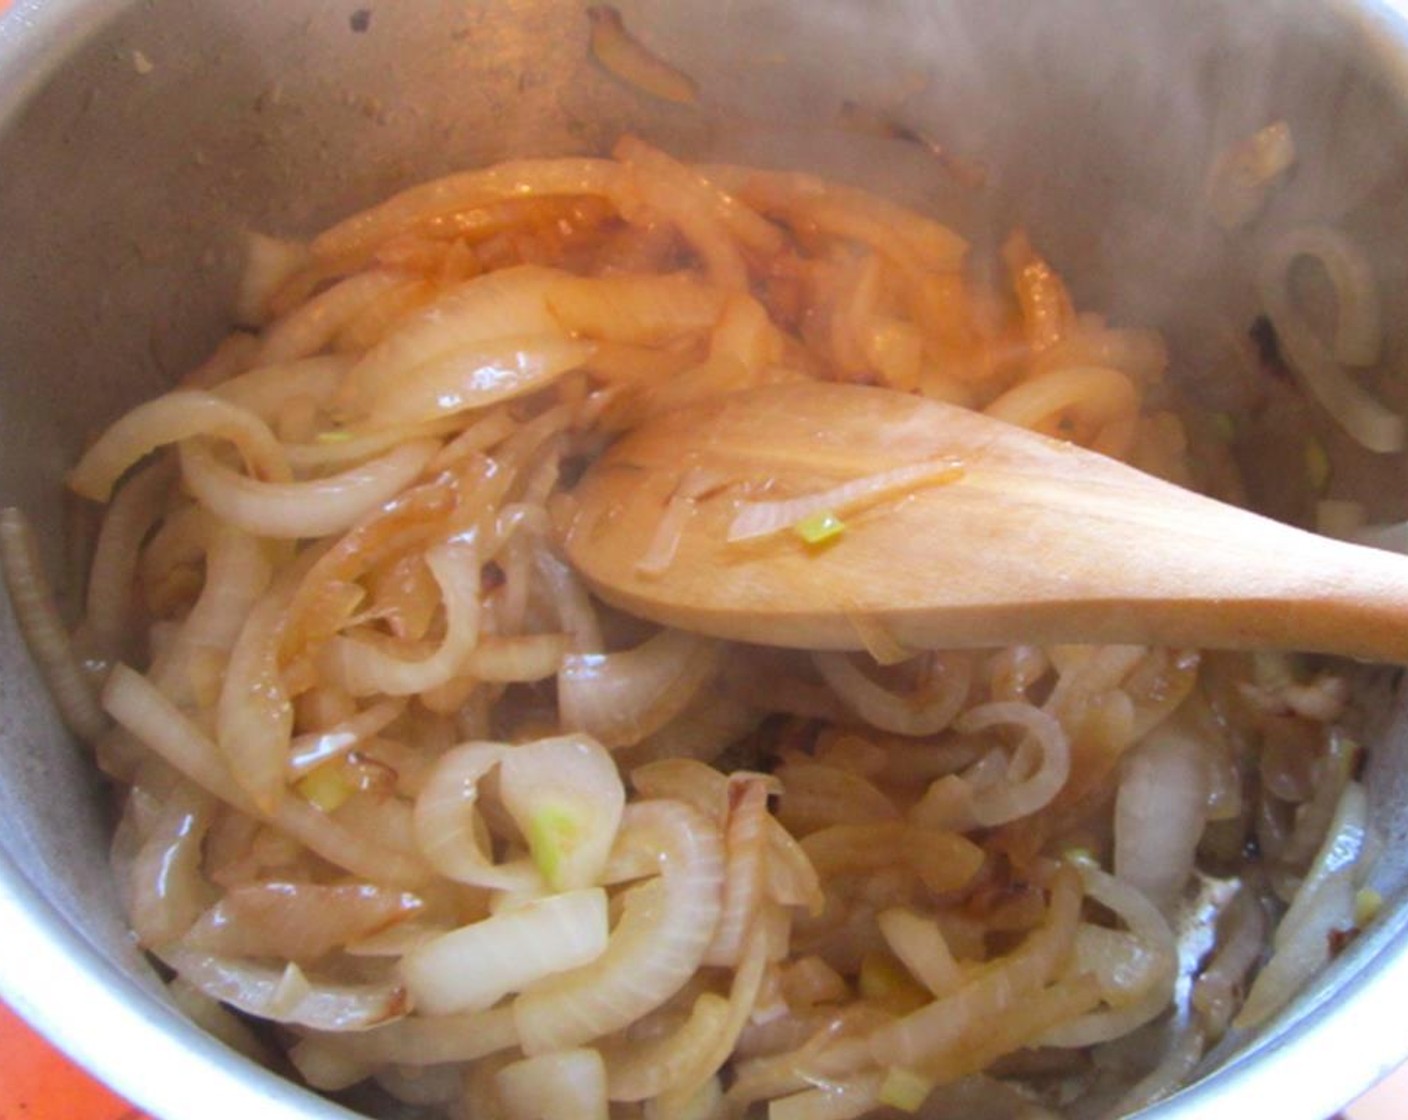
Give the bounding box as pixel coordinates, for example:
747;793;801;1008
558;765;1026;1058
564;381;1408;662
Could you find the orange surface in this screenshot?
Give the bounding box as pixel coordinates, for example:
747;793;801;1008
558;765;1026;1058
0;1002;146;1120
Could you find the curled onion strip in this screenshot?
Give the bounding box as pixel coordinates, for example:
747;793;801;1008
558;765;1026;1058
340;265;568;411
864;866;1082;1070
259;271;417;365
401;888;610;1015
69;390;290;502
212;354;349;422
180;437;438;540
0;508;108;741
704;775;772;967
1114;716;1209;914
322;539;480;697
954;701;1070;826
728;458;963;544
497;1048;610;1120
104;665;428;885
558;629;720;748
1258;227;1401;452
161;946;407;1030
295;1004;518;1067
312;160;623;264
185;882;423;963
1037;864;1177;1048
1236;780;1369;1029
124;782;216;947
217;587;294;813
514;799;725;1055
605;993;731;1101
412;741;538;891
812;651;971;738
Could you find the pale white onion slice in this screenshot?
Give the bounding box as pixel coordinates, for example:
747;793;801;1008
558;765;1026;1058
498;734;625;892
956;701;1071;826
105;665;427;885
812;651;970;737
1114;717;1209;914
180;437;437;539
401;888;610;1015
217;587;294;813
184;882;424;963
312;160;623;263
558;629;720;748
321;540;480;697
703;775;772;967
366;334;596;427
162;947;407;1030
412;741;539;891
212;354;349;422
234;232;312;326
341;265;567;410
0;507;107;741
259;271;416;364
1236;780;1369;1028
1258;228;1401;452
514;799;725;1054
1037;865;1177;1048
70;390;290;501
293;1005;518;1068
497;1048;610;1120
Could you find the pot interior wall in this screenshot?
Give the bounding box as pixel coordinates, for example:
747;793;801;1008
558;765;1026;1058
3;1;1408;1117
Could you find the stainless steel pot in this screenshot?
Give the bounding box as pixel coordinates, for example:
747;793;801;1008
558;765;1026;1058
5;1;1408;1117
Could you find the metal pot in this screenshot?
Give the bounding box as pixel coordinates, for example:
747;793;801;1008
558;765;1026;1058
4;1;1408;1117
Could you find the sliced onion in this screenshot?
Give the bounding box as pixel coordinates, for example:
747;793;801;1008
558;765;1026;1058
412;741;539;892
497;1048;609;1120
366;334;596;427
605;993;731;1101
149;523;272;707
401;888;610;1015
185;882;424;963
105;664;428;885
498;734;625;892
704;775;772;967
812;651;970;737
514;799;724;1054
69;390;290;502
217;587;295;813
322;539;480;697
587;4;697;105
180;437;437;540
1258;229;1401;452
212;354;349;422
876;908;962;998
1236;780;1369;1028
863;866;1082;1070
289;699;406;776
955;702;1071;826
463;632;567;682
545;272;727;344
235;232;313;327
340;265;568;410
1037;864;1177;1047
161;946;407;1030
311;160;623;263
79;459;174;667
1114;716;1209;914
0;507;107;742
259;271;416;364
558;629;720;748
294;1004;518;1067
124;782;216;947
727;458;962;544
